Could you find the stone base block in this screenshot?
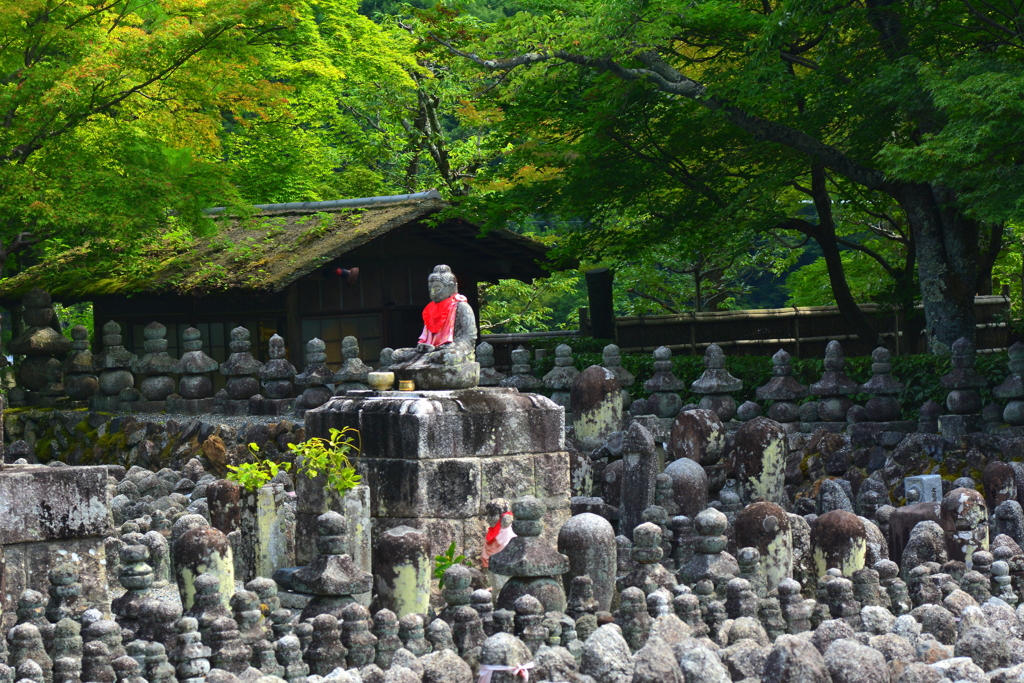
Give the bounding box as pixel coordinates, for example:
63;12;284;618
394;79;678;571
29;395;86;411
939;414;983;438
129;400;167;414
26;391;71;408
166;397;217;414
0;464;110;543
278;590;313;610
496;575;566;613
89;395;121;412
307;388;564;459
0;464;110;630
357;452;570;522
249;398;295;415
306;388;570;560
991;425;1024;438
849;421;917;447
217;399;250;416
2;536;108;630
628;415;672;442
801;421;847;434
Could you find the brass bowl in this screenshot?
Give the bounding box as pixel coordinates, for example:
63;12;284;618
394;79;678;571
398;379;416;391
367;371;395;392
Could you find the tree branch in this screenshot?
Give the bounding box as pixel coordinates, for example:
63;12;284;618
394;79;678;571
626;287;681;314
834;236;899;278
435;38;890;191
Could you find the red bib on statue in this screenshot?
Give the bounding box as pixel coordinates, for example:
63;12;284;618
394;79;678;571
419;293;466;347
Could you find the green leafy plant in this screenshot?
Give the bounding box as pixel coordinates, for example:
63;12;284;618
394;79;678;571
226;453;292;492
433;542;472;588
288;427;363;499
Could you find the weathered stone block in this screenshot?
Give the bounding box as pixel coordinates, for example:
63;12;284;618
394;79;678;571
128;400;167;414
481;454;536;503
0;464;109;544
295;485;371;568
361;458;481;519
306;388;569;559
939;414;983;438
255;483;295;578
2;537;107;630
165;397;217;415
248;397;295;416
904;475;943;504
307;388;564;459
375;517;463;557
220;399;250;416
535;452;571;498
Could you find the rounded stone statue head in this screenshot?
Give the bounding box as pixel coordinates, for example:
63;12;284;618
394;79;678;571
427;264;458;303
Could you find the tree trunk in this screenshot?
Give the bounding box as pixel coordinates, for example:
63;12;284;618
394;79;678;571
897;183;979;353
809;166;884;348
816;224;884;347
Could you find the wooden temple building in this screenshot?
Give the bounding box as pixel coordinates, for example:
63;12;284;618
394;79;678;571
0;191;551;370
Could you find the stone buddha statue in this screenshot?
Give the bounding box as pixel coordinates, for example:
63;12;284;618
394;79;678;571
391;264;480;390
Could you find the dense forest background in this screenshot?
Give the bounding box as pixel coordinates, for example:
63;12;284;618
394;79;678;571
2;0;1021;344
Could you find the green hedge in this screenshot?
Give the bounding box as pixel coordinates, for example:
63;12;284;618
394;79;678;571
524;337;1012;420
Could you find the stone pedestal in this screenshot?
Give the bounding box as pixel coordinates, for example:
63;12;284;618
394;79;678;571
305;388;569;558
0;465;111;630
938;414;984;438
249;397;295;416
220;399;250;416
165;397;217;415
848;421;916;447
904;475;943;503
128;400;167;414
800;421;847;434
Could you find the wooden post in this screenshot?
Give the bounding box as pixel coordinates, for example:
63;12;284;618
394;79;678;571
585;268;615;340
894;308;901;356
794;308;801;358
285;284;302;370
689;312;696;356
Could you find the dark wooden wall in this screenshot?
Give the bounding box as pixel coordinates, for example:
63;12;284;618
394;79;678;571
92;221;506;376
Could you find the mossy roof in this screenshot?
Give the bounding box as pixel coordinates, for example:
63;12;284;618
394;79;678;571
0;198;550;303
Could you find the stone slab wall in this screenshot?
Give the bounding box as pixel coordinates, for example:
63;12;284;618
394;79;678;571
0;464;111;629
305;388;571;560
3;408;304;473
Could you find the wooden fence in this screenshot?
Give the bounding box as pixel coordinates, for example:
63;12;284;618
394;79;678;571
613;295;1011;357
484;295;1012;362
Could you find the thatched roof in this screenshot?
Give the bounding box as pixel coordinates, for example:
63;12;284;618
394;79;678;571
0;197;550;303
